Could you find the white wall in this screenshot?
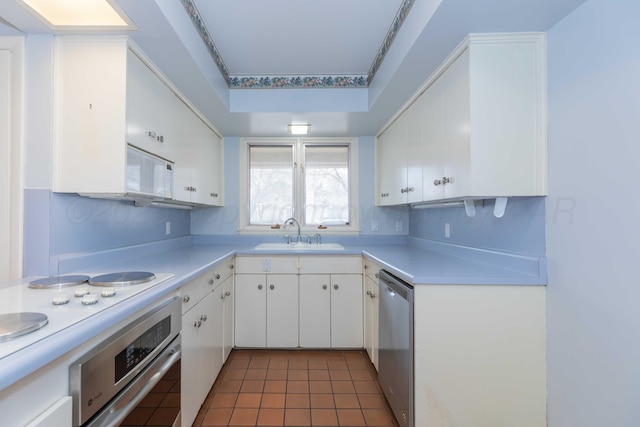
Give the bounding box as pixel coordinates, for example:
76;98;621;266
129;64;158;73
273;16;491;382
546;0;640;425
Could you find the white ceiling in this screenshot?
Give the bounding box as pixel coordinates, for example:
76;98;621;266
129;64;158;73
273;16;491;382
194;0;404;76
0;0;587;137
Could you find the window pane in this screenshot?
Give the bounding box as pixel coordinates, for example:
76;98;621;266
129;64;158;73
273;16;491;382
249;145;293;224
304;145;349;225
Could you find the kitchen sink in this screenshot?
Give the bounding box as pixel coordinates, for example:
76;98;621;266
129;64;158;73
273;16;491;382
254;242;345;251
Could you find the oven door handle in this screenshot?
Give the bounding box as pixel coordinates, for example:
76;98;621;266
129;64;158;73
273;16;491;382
86;338;181;427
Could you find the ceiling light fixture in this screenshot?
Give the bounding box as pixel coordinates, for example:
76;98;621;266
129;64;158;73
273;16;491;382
288;124;311;135
17;0;135;29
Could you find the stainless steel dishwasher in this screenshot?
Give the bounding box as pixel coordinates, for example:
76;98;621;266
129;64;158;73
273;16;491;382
378;269;414;427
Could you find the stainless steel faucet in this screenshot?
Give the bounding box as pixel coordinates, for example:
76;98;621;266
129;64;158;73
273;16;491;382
283;217;301;243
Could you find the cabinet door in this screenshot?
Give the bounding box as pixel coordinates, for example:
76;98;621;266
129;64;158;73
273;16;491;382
299;274;331;348
172;98;198;203
207;286;224;383
376;113;408;206
181;303;205;427
235;274;267;347
125;51;172;158
442;49;471;199
191;128;223;206
364;276;380;370
266;274;299;348
222;276;234;362
55;38;128;194
405;95;424;204
420;77;446;202
331;274;363;348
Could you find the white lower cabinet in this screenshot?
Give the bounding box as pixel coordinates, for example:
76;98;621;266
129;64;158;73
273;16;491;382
25;396;72;427
181;258;232;427
363;274;379;370
329;274;363;348
235;255;362;349
235;273;299;348
414;284;546;427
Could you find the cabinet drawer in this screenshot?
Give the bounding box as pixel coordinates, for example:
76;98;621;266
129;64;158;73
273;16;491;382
180;270;214;314
298;256;362;274
212;257;234;288
235;256;298;274
363;257;383;282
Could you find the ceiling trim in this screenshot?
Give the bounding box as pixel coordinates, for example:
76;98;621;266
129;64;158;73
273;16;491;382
180;0;415;89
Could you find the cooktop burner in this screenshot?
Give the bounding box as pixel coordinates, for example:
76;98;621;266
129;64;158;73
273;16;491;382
0;312;48;342
89;271;156;287
28;275;90;289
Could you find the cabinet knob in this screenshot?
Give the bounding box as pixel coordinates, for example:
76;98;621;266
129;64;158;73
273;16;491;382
208;278;214;285
258;284;263;290
408;187;414;192
225;291;231;296
147;131;156;139
216;274;221;280
183;295;190;303
200;314;207;322
194;320;201;328
442;177;451;184
433;179;442;186
157;135;164;143
334;284;339;290
221;293;225;300
210;193;218;197
192;187;197;192
270;284;275;290
366;290;371;296
322;284;328;290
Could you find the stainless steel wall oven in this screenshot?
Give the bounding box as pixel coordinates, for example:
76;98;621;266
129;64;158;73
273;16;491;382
70;297;182;427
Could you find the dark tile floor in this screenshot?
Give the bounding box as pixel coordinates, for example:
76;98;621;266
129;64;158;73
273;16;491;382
193;349;398;427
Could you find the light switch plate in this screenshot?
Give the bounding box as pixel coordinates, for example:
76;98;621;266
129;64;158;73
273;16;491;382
371;220;379;232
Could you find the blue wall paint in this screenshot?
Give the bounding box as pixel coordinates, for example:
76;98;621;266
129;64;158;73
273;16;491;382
408;197;546;256
49;193;191;255
546;0;640;425
22;190;191;275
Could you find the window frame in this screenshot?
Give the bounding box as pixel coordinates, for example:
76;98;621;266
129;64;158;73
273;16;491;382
239;137;359;235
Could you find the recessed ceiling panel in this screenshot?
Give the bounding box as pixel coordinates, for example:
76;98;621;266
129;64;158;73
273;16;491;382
192;0;403;76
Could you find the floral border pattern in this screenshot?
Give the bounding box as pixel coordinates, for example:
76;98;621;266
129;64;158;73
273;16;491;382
181;0;414;89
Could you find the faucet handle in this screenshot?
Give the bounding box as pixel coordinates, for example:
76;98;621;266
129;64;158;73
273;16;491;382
284;234;291;244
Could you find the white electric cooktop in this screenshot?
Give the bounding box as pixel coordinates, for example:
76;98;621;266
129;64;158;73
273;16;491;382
0;272;174;360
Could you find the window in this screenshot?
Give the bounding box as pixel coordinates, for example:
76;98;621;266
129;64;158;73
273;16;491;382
240;138;358;233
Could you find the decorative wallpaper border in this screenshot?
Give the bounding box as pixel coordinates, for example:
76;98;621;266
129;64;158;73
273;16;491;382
181;0;414;89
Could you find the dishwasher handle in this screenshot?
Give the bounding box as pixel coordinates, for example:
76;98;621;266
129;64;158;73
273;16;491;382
378;270;413;303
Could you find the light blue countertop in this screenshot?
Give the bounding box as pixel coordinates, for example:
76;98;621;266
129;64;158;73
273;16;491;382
0;239;545;390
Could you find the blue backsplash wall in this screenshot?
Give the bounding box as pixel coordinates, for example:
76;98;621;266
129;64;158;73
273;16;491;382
24;189;191;275
408;197;546;256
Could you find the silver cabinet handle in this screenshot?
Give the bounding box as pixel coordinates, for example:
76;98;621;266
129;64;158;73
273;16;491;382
200;314;207;322
270;284;275;290
147;131;156;139
322;284;328;290
157;135;164;143
225;291;231;296
370;292;376;299
442;177;451;184
216;274;221;280
183;295;190;303
258;284;263;290
434;179;442;186
208;278;214;285
210;192;219;197
221;293;225;300
194;320;201;328
366;290;371;296
334;284;339;290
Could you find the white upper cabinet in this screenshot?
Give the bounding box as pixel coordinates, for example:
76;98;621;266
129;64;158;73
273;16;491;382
377;33;547;206
53;36;224;207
